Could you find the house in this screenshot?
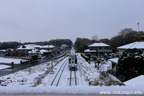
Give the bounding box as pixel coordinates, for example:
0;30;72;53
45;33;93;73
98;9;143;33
60;44;68;50
17;44;37;56
117;41;144;56
17;44;55;57
39;45;55;56
0;50;6;56
84;43;112;58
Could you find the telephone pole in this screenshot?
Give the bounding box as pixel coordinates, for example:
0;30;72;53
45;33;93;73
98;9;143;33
137;22;139;32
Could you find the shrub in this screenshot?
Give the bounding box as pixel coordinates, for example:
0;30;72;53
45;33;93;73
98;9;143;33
117;49;144;81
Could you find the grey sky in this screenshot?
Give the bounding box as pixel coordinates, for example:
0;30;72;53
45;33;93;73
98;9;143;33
0;0;144;43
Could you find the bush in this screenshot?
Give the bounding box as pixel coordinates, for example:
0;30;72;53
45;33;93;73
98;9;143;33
31;55;38;60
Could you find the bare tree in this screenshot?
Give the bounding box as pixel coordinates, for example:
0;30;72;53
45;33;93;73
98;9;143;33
92;35;98;41
119;28;133;36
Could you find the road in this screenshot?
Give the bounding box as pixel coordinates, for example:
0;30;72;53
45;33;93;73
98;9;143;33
0;94;143;96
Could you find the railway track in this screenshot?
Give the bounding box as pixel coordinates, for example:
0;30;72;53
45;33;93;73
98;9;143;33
50;60;67;86
69;70;77;86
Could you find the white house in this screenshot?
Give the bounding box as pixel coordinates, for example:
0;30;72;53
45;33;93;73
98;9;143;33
117;41;144;56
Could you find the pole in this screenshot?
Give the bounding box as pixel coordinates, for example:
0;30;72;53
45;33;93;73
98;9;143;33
137;22;139;32
137;23;140;41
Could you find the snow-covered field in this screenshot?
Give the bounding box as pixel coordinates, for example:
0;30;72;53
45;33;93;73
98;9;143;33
0;65;10;70
0;57;28;64
0;54;143;95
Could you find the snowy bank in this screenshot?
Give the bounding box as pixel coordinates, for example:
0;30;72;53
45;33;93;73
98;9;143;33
0;86;143;94
0;65;10;70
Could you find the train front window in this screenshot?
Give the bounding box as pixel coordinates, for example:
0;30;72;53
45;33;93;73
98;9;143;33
69;59;71;64
75;59;77;64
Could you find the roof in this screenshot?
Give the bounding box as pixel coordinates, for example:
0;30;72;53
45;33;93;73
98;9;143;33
69;55;77;59
117;41;144;49
84;49;96;53
0;50;6;52
17;44;36;50
89;43;110;47
17;44;55;50
109;58;119;64
39;49;52;54
61;44;68;47
124;75;144;86
28;49;39;54
40;45;55;49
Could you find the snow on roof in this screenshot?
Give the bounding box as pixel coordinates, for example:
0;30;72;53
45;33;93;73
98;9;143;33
124;75;144;86
109;58;119;64
17;44;55;50
84;49;96;53
40;45;55;49
61;44;68;47
84;49;90;52
39;49;52;54
28;49;39;54
17;44;37;50
89;43;110;47
117;41;144;49
0;50;6;52
0;57;28;64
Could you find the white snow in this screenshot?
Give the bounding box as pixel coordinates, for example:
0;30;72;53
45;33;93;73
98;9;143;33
0;54;143;94
17;44;36;50
0;57;28;64
99;64;109;72
118;41;144;49
0;86;143;94
89;43;110;47
0;65;10;70
40;45;55;49
124;75;144;87
17;44;55;50
109;58;119;64
84;49;96;53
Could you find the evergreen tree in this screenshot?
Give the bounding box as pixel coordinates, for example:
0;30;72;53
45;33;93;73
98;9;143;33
117;49;144;81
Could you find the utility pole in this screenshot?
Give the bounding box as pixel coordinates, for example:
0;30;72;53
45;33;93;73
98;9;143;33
137;23;140;41
137;22;139;32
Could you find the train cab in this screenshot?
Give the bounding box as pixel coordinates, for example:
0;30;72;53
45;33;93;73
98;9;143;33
68;55;77;71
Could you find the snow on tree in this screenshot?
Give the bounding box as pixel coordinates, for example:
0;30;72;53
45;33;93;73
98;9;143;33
117;49;144;82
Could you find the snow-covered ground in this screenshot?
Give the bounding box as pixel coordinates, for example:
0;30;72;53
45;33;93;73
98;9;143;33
0;54;143;95
124;75;144;86
0;65;10;70
0;57;28;64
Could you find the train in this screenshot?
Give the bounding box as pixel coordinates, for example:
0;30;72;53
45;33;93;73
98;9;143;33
68;55;78;71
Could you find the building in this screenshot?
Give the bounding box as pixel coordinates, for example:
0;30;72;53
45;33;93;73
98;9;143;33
17;44;55;57
117;41;144;56
84;43;112;58
0;50;6;56
108;58;119;75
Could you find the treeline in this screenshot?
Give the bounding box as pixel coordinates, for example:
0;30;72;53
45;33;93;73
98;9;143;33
0;39;73;49
0;42;21;49
26;39;73;48
74;28;144;52
49;39;73;48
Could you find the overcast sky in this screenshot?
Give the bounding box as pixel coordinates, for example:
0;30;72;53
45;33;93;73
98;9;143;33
0;0;144;43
